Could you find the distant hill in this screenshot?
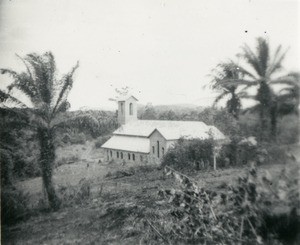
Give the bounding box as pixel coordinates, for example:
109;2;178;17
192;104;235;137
77;103;204;114
137;103;204;115
153;104;204;113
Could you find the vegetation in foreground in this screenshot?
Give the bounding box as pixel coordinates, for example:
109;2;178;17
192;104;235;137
2;155;299;244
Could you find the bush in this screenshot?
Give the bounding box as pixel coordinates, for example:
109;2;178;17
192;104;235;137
151;163;300;244
1;188;30;225
57;178;92;206
161;138;214;171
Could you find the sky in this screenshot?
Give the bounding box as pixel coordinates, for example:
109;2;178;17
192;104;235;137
0;0;299;110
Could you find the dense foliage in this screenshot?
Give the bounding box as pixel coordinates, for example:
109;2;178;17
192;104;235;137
161;138;215;170
148;163;300;244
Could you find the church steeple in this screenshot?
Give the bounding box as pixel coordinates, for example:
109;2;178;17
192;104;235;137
117;95;138;125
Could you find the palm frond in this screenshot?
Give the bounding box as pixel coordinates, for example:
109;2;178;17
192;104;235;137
53;101;70;116
25;52;56;104
241;44;263;77
267;47;289;76
233;65;257;80
213;92;228;106
256;37;270;77
237;91;256;100
271;73;299;87
217;78;257;87
52;61;79;115
15;54;34;82
242;104;260;114
0;89;27;108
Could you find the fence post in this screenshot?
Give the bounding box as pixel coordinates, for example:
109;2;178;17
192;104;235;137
213;151;217;171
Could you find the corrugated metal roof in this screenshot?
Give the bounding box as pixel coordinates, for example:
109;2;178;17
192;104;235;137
114;120;225;140
101;135;150;153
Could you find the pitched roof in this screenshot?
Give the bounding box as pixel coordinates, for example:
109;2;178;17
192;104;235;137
117;95;138;102
113;120;225;140
101;135;150;153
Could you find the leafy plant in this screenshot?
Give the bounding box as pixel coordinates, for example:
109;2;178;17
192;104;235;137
161;138;214;171
151;163;300;244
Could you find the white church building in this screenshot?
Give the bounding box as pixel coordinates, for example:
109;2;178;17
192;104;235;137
101;95;226;164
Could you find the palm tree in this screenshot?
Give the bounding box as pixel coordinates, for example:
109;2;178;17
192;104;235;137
276;72;300;116
211;61;245;119
0;52;98;210
232;37;289;141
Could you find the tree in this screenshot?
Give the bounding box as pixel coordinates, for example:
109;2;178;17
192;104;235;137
158;110;178;120
140;103;157;119
228;38;289;141
210;61;245;119
0;52;98;210
276;72;300;116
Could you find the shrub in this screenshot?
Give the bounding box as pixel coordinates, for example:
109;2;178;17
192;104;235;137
151;163;300;244
161;138;214;171
57;178;92;206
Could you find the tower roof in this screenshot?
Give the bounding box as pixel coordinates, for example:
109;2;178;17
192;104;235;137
117;95;138;102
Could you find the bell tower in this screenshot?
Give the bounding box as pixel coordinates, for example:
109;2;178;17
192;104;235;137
117;95;138;125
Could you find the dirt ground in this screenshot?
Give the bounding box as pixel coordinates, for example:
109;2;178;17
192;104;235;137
2;142;299;244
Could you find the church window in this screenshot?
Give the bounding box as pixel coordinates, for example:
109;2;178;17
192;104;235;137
129;103;133;115
110;150;112;157
121;102;124;114
121;152;123;159
140;155;143;161
128;153;131;160
133;154;135;161
117;152;119;158
162;147;165;156
152;146;155;154
157;141;160;158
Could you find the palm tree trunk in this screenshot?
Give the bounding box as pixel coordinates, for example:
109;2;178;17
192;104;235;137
270;102;278;142
259;106;269;141
38;128;61;210
257;81;272;142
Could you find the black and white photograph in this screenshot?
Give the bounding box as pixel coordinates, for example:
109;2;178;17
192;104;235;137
0;0;299;244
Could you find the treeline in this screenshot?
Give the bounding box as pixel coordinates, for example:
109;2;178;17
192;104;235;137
138;104;298;144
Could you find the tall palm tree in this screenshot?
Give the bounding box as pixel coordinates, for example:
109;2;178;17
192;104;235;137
232;38;289;141
0;52;98;210
211;61;245;119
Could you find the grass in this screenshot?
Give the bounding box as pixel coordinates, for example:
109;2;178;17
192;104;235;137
2;140;300;244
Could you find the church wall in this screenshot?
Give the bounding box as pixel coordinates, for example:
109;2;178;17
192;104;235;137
105;149;149;164
149;130;167;164
118;96;137;125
